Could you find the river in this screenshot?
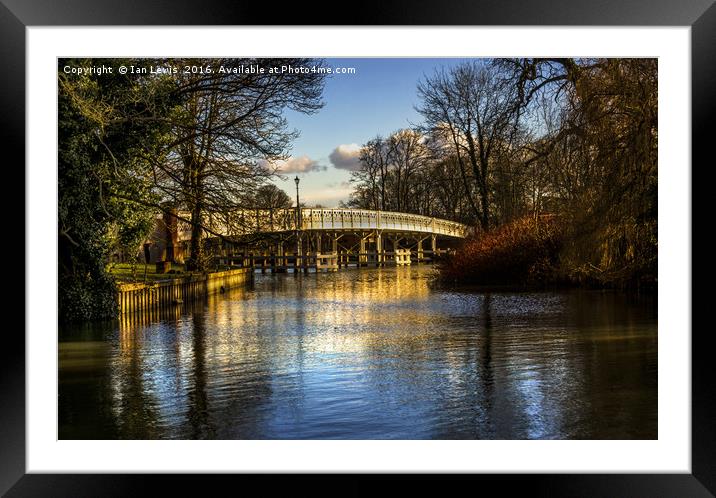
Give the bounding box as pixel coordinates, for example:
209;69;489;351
59;266;657;439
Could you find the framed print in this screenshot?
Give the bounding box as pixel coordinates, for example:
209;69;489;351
4;0;713;494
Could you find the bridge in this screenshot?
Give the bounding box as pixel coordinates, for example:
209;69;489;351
152;208;471;272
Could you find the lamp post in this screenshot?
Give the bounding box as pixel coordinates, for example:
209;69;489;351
294;175;301;229
294;176;301;272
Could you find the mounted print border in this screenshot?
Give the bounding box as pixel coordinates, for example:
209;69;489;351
3;0;712;495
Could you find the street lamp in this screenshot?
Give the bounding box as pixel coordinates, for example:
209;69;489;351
294;175;301;228
294;176;301;272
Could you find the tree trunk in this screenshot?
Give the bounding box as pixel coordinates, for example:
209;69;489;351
186;199;205;271
479;182;490;230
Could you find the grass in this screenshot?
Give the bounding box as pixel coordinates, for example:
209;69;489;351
109;262;239;283
108;262;193;283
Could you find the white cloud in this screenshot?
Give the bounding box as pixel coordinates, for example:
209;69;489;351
329;143;362;171
259;155;325;174
302;186;353;207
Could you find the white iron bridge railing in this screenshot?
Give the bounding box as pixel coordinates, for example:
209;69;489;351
175;208;470;240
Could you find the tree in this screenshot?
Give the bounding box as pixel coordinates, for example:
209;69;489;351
154;58;327;270
501;58;658;286
58;58;174;321
386;129;431;213
428;154;470;222
250;184;293;210
416;61;521;230
351;135;390;211
348;130;431;215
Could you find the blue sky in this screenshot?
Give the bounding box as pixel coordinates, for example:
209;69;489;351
271;58;479;207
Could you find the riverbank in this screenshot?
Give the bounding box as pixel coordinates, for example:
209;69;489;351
116;267;252;314
438;215;657;291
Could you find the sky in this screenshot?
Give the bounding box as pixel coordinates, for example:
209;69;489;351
270;58;479;207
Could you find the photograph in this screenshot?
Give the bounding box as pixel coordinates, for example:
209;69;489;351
57;56;658;441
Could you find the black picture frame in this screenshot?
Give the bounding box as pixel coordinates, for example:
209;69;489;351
3;0;711;495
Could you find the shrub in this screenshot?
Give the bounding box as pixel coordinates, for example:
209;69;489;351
439;215;564;286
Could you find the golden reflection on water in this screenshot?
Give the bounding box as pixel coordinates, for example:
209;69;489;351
60;266;657;440
190;267;438;359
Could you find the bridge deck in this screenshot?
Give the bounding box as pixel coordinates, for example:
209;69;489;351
177;208;470;241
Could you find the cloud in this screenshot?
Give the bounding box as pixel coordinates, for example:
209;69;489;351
329;143;362;171
302;187;353;207
259;155;326;174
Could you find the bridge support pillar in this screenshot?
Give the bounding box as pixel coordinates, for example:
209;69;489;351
359;236;367;267
292;246;299;276
391;237;400;265
331;235;339;268
417;238;424;262
275;242;286;273
376;232;383;266
303;235;310;273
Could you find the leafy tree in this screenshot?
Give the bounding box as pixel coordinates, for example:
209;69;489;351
58;59;175;322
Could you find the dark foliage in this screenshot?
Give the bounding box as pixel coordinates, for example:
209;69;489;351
439;215;564;286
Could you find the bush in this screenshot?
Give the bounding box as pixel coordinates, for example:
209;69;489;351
439;215;564;286
59;270;119;323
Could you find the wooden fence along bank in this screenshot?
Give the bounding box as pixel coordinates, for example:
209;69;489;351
117;267;253;314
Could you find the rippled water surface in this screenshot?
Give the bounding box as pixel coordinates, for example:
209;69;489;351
59;267;657;439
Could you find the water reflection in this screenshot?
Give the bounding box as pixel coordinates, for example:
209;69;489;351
59;266;657;439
